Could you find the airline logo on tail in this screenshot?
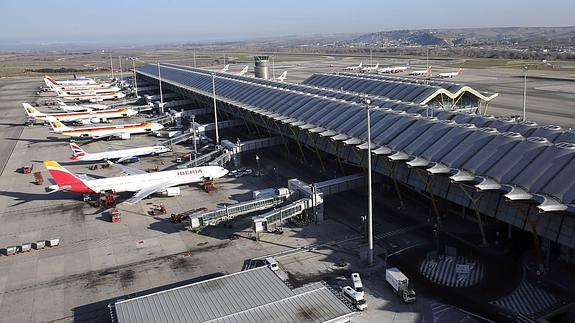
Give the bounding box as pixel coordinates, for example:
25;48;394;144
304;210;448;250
46;116;71;132
43;161;93;193
69;143;87;160
23;103;43;117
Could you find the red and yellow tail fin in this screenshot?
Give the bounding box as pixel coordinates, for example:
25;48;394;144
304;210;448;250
43;161;93;193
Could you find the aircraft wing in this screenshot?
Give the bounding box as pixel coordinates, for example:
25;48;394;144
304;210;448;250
116;155;135;163
125;181;174;204
107;161;147;175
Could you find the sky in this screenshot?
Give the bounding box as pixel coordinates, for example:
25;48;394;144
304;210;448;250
0;0;574;45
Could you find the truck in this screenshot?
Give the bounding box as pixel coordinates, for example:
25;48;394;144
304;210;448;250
385;267;416;303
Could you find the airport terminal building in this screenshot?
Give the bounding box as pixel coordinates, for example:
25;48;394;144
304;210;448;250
136;63;575;266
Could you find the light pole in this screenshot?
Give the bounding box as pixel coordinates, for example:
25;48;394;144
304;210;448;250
109;53;114;79
255;155;260;176
118;56;123;82
523;66;528;122
129;58;138;97
157;62;164;114
211;73;220;146
365;98;374;265
191;114;197;161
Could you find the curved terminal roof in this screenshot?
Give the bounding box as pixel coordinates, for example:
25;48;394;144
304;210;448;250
138;64;575;212
161;63;573;145
303;73;499;105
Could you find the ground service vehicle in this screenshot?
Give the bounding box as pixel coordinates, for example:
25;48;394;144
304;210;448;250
385;267;416;303
351;272;365;296
342;286;368;311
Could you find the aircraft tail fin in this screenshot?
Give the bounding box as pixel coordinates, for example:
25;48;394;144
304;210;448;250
22;103;45;117
238;66;248;76
69;143;88;160
277;71;287;82
43;161;92;193
46;116;72;132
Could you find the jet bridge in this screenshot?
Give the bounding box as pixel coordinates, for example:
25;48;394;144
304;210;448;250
183;188;292;229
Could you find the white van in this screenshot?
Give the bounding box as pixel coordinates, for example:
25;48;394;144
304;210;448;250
265;257;279;271
342;286;367;311
351;273;364;296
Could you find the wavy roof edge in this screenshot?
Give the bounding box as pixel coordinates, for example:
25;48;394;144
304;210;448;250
311;72;499;104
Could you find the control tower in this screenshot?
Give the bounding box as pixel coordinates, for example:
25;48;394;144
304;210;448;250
254;55;270;79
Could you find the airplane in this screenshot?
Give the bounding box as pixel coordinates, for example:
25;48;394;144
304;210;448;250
44;75;98;86
54;88;126;102
43;160;228;204
56;100;109;112
238;66;249;76
436;68;463;78
361;63;379;73
23;103;137;124
68;143;171;163
45;81;121;94
221;64;229;72
378;65;409;74
344;62;362;71
271;71;287;82
409;66;432;76
46;116;164;139
44;76;112;91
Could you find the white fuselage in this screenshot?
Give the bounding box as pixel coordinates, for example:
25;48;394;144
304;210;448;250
51;78;97;86
58;91;126;102
84;166;225;193
33;108;136;122
59;86;121;95
55;122;163;138
379;66;408;73
77;146;170;161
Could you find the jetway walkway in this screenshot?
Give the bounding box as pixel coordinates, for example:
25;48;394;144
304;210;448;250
184;189;292;229
315;173;366;196
109;98;140;107
252;198;312;233
176;149;222;169
162;99;193;108
221;137;284;154
203;120;243;131
148;114;173;125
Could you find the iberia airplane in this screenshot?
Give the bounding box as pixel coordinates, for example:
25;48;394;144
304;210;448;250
54;88;126;102
23;103;137;123
43;161;228;204
44;75;99;86
46;116;164;139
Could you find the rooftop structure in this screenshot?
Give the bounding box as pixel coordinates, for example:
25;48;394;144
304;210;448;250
113;266;353;323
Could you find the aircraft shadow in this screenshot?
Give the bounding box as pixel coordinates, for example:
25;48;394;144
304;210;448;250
5;137;69;144
0;190;79;207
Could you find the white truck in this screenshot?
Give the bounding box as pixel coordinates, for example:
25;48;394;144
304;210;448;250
385;267;416;303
